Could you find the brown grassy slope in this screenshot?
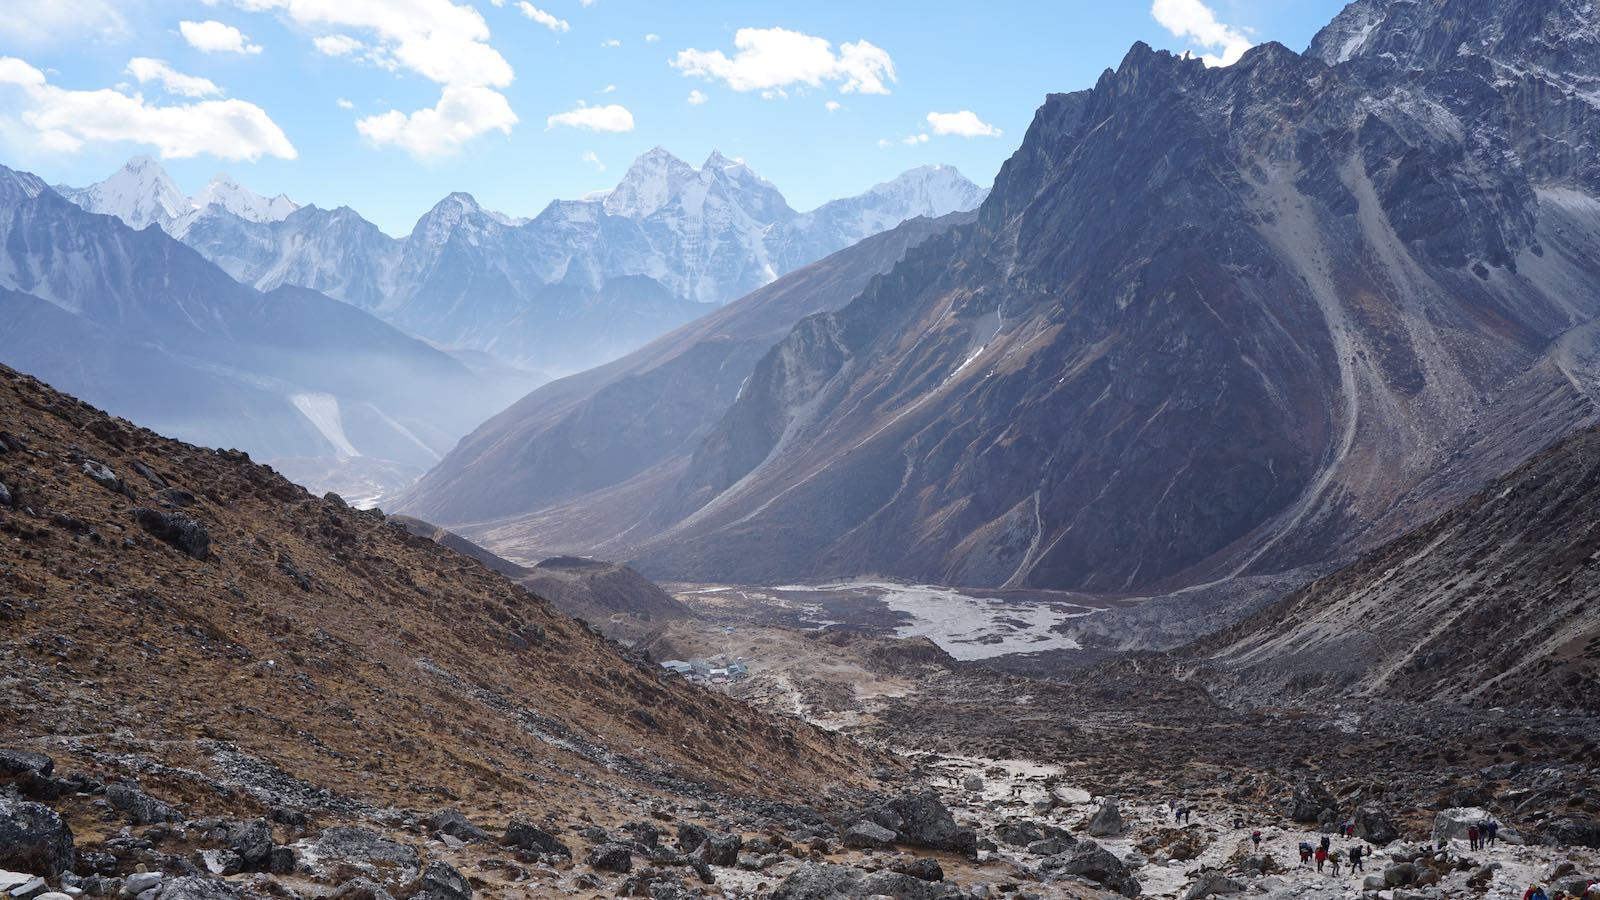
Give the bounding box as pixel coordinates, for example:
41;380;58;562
0;364;881;825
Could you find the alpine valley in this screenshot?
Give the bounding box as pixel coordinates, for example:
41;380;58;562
5;2;1600;900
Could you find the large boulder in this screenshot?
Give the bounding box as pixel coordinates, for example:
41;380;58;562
225;819;272;871
426;811;488;845
502;818;568;858
587;843;632;874
131;508;211;560
107;783;182;825
885;792;977;857
411;861;471;900
772;863;945;900
0;796;74;876
1181;870;1245;899
841;821;896;849
696;834;741;867
0;751;52;780
1431;808;1506;846
1383;862;1419;887
1351;805;1399;846
298;827;420;888
1088;798;1126;837
154;877;241;900
1039;841;1141;897
1286;781;1337;824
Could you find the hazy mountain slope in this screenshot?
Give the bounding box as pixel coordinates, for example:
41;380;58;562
0;164;505;477
396;212;973;542
602;3;1600;591
0;364;874;820
1200;424;1600;713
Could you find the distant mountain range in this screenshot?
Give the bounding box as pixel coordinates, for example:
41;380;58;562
60;151;988;377
403;0;1600;599
0;163;502;502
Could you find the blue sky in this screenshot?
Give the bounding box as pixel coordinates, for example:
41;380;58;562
0;0;1350;236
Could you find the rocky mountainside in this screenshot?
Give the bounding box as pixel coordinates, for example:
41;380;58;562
514;0;1600;592
62;151;987;376
395;212;973;546
389;515;692;642
0;362;873;820
1199;423;1600;713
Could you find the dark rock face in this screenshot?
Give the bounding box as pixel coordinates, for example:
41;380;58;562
131;508;211;560
154;877;241;900
1088;797;1125;836
0;796;74;876
538;1;1600;596
1286;782;1337;825
841;821;896;849
696;833;741;867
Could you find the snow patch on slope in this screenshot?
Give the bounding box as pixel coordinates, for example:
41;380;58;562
291;392;361;458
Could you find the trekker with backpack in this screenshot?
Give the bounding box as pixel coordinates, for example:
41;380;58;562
1329;848;1343;877
1315;844;1328;872
1251;830;1262;850
1349;845;1365;872
1468;824;1480;850
1299;842;1313;867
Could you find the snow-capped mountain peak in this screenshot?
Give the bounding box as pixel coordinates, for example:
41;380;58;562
191;173;298;224
603;147;701;219
62;155;192;231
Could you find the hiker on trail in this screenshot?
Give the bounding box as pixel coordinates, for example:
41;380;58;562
1329;847;1343;877
1468;824;1481;850
1251;829;1262;850
1488;819;1501;846
1299;842;1313;867
1349;845;1365;872
1315;844;1328;872
1525;886;1549;900
1319;834;1331;853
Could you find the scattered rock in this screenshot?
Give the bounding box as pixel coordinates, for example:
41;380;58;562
892;858;945;882
0;796;75;876
1286;781;1336;825
1384;862;1419;887
675;823;709;854
153;877;239;900
196;851;241;877
225;819;272;870
81;461;124;494
123;872;164;896
695;834;740;867
1352;805;1399;846
326;878;394;900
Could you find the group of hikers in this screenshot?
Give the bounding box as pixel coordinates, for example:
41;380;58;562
1293;833;1366;876
1521;882;1600;899
1468;817;1502;850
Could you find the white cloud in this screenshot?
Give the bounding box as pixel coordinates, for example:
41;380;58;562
673;27;895;95
600;84;616;94
824;100;840;112
545;102;633;132
580;0;595;6
234;0;513;89
0;55;295;160
313;34;363;56
517;3;569;34
335;97;354;109
235;0;516;157
902;133;929;146
1150;0;1253;67
686;89;707;105
926;110;1001;138
643;33;659;43
179;20;263;55
600;38;620;48
582;150;604;171
356;83;515;158
126;58;223;98
0;0;128;46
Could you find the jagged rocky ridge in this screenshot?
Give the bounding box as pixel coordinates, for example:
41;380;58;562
464;0;1600;592
62;152;987;376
